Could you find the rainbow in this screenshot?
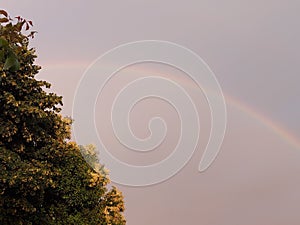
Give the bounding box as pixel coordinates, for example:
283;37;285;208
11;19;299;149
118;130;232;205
38;61;300;150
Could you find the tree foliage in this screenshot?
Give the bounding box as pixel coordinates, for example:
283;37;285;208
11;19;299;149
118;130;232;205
0;10;126;225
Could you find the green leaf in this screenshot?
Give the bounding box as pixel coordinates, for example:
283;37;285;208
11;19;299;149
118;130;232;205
0;37;8;47
3;55;20;71
0;50;4;61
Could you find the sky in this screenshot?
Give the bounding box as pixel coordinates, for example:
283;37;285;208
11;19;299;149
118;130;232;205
2;1;300;224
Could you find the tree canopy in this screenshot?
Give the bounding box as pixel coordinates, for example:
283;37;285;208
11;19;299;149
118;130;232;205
0;10;126;225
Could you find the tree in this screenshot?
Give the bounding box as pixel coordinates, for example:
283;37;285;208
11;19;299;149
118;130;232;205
0;10;126;225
